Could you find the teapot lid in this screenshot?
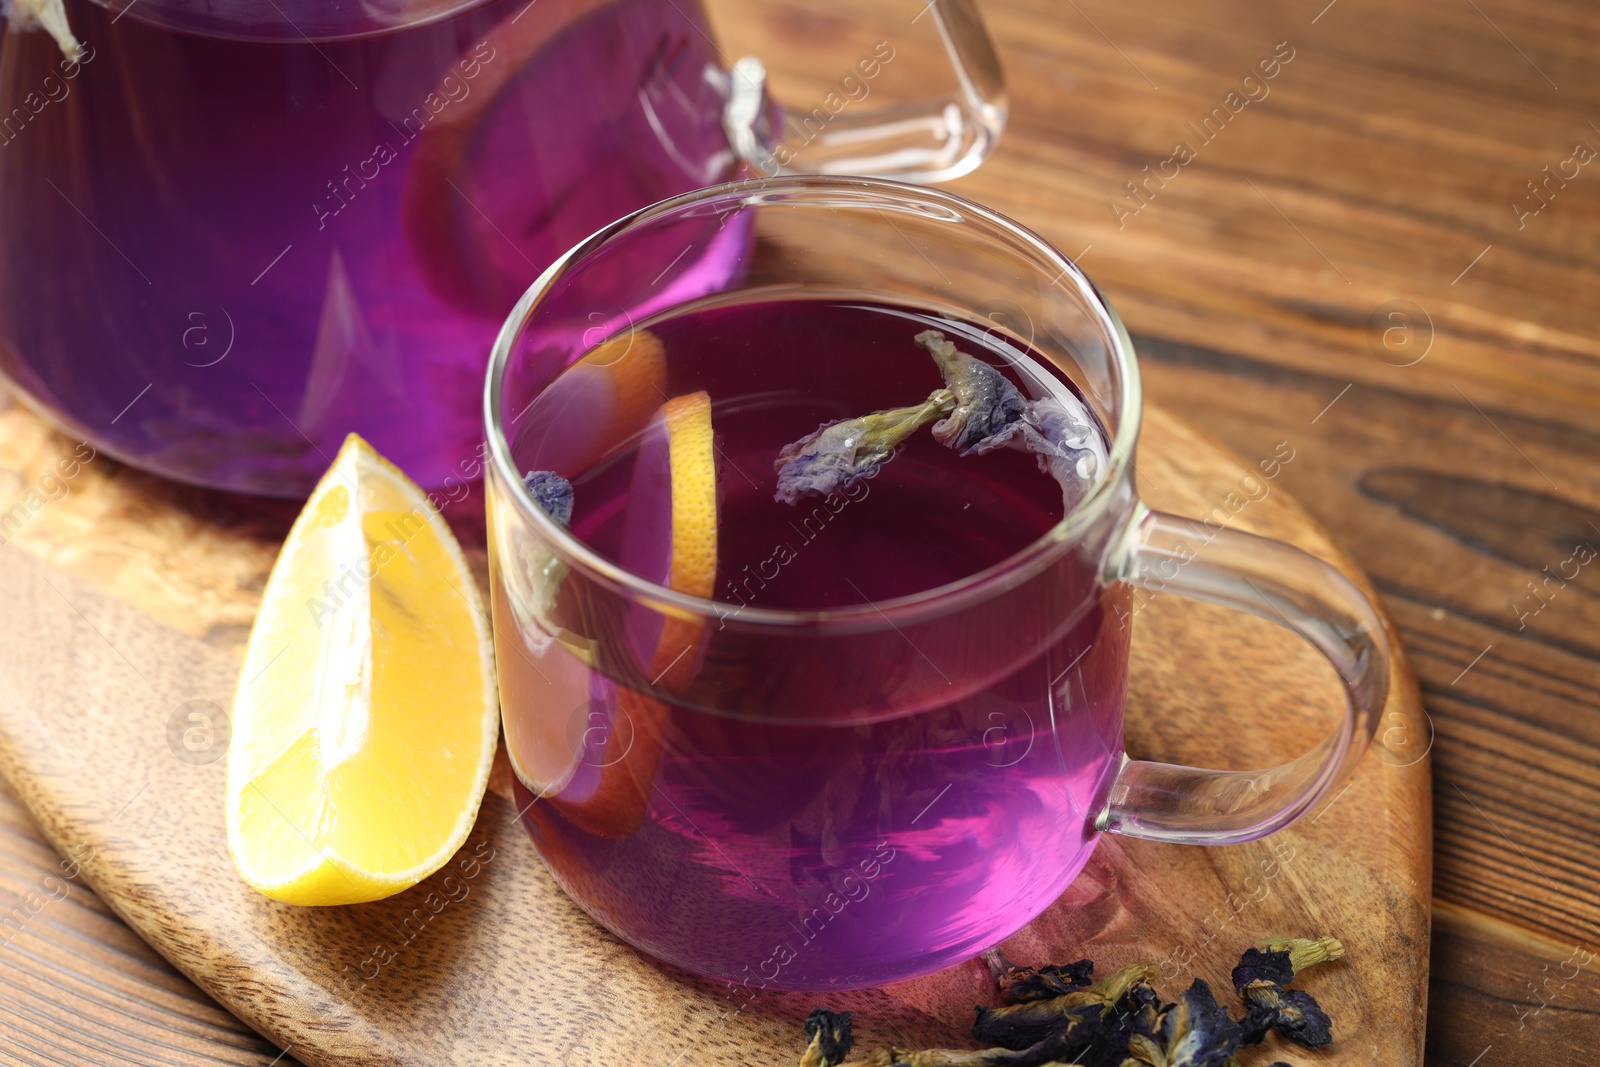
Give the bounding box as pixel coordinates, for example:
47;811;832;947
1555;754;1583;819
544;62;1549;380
83;0;499;41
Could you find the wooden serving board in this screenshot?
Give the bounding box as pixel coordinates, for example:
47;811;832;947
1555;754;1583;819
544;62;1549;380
0;391;1430;1066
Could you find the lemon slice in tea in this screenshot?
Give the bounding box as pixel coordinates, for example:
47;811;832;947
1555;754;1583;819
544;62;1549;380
508;330;667;479
542;390;718;838
226;434;497;906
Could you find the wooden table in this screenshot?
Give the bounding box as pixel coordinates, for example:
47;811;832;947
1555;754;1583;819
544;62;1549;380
1;0;1597;1063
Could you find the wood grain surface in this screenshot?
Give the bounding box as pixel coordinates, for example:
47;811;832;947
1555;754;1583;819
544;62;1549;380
0;389;1428;1066
0;0;1593;1062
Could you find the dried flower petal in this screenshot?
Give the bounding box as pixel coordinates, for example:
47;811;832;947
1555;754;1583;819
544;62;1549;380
970;999;1094;1052
1238;982;1333;1048
1238;999;1277;1047
524;470;575;529
801;1008;856;1067
1230;947;1295;991
1078;962;1163;1011
804;938;1344;1067
994;959;1095;1003
1015;396;1105;488
918;330;1107;503
505;471;577;651
1231;935;1343;1048
973;962;1158;1049
1122;979;1243;1067
8;0;83;61
773;389;954;504
916;330;1028;454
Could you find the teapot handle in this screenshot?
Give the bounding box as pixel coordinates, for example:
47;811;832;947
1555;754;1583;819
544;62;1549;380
722;0;1005;183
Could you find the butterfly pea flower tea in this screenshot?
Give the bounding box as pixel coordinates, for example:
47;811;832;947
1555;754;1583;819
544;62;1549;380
484;177;1391;990
499;300;1124;989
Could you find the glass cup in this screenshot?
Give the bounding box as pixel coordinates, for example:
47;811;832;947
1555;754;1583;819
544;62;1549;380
0;0;1001;496
483;176;1390;990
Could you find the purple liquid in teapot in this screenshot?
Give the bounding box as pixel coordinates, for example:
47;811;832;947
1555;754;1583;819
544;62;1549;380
0;0;742;494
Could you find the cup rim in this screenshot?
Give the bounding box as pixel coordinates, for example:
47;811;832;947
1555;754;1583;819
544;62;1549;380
483;174;1143;627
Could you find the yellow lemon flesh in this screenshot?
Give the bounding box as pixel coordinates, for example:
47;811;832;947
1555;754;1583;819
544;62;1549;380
227;434;497;906
660;390;719;603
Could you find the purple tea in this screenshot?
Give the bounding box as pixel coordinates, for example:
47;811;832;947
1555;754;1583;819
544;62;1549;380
496;298;1132;990
0;0;739;494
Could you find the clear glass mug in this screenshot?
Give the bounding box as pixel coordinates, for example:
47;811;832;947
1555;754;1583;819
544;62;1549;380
0;0;1001;496
484;176;1390;990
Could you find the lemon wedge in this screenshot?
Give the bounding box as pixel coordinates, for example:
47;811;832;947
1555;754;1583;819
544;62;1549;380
227;434;497;906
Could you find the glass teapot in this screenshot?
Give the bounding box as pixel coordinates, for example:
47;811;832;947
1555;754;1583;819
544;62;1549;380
0;0;1002;495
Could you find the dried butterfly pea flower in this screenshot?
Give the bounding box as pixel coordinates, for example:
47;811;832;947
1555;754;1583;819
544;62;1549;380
1231;937;1343;989
969;999;1102;1056
1260;935;1345;971
801;1008;855;1067
1230;948;1294;991
978;1005;1125;1067
915;330;1028;454
1237;983;1333;1048
918;330;1105;496
772;389;955;504
1014;396;1104;487
1231;936;1343;1049
994;959;1095;1003
1121;978;1243;1067
503;471;577;653
973;962;1158;1049
802;936;1342;1067
774;328;1107;508
980;947;1095;1003
524;470;575;529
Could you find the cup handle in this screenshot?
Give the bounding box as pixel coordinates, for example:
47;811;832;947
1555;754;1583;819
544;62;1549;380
721;0;1005;183
1096;504;1392;845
